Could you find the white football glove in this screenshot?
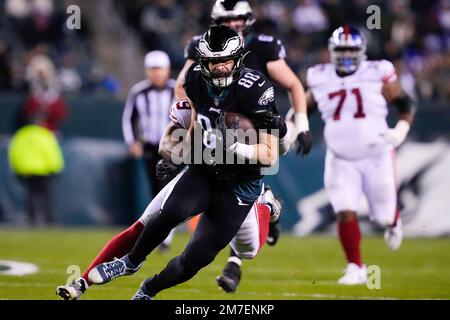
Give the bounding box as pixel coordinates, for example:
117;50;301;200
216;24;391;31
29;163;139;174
383;120;410;148
280;111;312;155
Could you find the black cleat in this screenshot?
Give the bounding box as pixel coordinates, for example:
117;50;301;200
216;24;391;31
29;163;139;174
132;279;154;300
216;261;241;293
56;278;87;300
267;221;281;246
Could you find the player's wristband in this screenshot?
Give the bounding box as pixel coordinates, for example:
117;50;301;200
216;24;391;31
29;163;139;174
394;120;410;137
230;142;255;160
294;112;309;133
279;121;295;155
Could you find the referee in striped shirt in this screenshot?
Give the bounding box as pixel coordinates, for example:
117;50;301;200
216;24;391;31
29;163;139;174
122;50;175;196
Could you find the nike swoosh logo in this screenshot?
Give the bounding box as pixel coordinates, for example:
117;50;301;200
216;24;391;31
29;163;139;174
236;197;249;206
258;81;266;87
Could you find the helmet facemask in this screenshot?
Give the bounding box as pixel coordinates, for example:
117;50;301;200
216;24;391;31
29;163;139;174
199;56;244;88
329;46;366;75
328;26;367;75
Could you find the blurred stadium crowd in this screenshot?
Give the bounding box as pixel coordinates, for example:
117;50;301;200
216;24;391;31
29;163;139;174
0;0;449;102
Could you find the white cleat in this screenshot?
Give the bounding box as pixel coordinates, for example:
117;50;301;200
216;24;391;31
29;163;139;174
384;219;403;251
337;263;367;285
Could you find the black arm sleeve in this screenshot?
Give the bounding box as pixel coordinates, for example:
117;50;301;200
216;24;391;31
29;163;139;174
391;93;417;115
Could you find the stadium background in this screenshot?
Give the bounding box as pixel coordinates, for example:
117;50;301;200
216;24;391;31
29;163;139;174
0;0;449;301
0;0;449;235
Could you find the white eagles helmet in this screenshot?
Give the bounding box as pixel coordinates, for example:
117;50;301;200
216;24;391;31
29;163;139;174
211;0;255;35
196;25;245;88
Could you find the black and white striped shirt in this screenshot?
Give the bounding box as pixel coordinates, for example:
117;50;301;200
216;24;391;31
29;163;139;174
122;79;175;145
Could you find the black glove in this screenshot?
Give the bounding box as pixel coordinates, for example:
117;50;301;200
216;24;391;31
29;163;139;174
251;110;286;133
215;112;239;151
295;131;313;157
156;159;182;181
251;110;288;139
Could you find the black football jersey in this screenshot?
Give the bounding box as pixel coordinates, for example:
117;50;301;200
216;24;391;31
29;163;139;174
184;32;286;78
184;64;280;201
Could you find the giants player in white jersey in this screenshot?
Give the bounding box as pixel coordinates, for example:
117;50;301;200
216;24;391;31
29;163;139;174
56;99;281;300
306;26;416;285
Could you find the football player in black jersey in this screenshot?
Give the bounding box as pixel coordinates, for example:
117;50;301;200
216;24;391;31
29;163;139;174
175;0;312;293
175;0;312;157
87;26;284;299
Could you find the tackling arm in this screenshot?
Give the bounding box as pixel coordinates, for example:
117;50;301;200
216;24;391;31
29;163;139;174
158;122;183;161
156;103;195;180
157;123;186;181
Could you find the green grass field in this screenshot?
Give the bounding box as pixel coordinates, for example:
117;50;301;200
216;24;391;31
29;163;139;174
0;228;449;300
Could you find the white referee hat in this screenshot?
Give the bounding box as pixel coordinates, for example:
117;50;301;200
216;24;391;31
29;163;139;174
144;50;171;69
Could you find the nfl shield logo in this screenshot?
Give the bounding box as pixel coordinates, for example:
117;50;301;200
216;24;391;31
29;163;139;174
214;98;219;106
